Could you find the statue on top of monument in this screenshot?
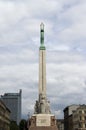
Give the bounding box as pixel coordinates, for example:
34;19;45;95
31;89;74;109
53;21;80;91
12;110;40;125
40;23;45;50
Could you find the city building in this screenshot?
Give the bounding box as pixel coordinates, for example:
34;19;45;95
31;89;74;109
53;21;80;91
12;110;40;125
1;89;22;125
63;105;80;130
73;105;86;130
0;99;10;130
57;119;64;130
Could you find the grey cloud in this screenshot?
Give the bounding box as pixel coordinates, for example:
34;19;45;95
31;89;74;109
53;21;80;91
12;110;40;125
0;0;86;119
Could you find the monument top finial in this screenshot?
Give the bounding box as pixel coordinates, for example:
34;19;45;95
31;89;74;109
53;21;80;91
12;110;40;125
40;23;44;30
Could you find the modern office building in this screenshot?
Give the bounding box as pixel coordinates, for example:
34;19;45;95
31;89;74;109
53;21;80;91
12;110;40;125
0;99;10;130
1;89;22;125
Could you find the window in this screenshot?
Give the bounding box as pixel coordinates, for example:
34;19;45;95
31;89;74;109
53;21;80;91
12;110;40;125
80;116;82;120
85;124;86;128
79;111;82;114
79;123;81;128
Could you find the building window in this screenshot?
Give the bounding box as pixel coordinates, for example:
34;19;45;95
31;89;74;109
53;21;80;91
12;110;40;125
79;111;82;114
79;123;81;128
80;116;82;120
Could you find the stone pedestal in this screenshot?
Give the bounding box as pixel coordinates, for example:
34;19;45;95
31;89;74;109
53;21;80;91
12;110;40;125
28;114;58;130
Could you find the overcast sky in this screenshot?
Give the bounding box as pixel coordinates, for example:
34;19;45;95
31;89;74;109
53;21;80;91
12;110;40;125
0;0;86;119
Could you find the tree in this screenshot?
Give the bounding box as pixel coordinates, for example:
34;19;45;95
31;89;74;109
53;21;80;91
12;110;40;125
10;121;19;130
19;119;28;130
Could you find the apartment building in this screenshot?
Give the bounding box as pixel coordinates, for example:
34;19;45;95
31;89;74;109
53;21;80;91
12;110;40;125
73;105;86;130
0;99;10;130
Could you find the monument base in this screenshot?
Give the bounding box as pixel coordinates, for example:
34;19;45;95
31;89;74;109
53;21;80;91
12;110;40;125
28;114;58;130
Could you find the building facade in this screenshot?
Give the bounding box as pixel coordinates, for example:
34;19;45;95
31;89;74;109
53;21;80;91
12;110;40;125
1;90;22;125
63;105;80;130
57;119;64;130
73;105;86;130
64;105;86;130
0;99;10;130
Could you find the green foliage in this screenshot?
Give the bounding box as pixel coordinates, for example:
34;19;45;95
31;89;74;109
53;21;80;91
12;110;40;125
10;121;19;130
19;119;28;130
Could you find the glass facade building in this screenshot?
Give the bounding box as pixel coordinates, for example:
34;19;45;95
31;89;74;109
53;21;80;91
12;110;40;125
1;90;22;125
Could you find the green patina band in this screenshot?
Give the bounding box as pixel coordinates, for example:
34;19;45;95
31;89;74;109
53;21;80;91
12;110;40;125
40;46;46;50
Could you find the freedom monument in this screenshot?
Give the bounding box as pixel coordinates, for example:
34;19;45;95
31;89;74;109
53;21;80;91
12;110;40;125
28;23;58;130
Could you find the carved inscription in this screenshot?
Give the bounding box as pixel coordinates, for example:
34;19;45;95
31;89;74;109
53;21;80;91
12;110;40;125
36;115;51;126
41;119;46;123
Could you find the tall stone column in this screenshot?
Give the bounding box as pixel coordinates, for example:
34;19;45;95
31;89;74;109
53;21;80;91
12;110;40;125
34;23;50;114
39;49;46;96
39;23;47;113
39;37;46;98
28;23;58;130
39;50;46;110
